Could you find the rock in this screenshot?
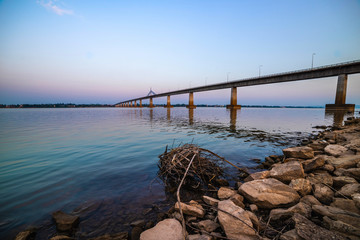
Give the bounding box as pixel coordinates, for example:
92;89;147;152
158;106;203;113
322;164;335;173
335;183;360;198
249;204;258;212
202;196;219;206
300;195;322;207
331;198;360;215
235;182;242;189
279;229;302;240
326;155;360;169
292;213;346;240
283;146;314;159
308;141;328;151
289;178;312;196
352;193;360;209
244;171;270;182
188;234;212;240
324;144;348;157
238;178;300;209
217;200;258;240
175;202;205;218
52;211;79;232
218;187;237;200
312;205;360;229
333;176;358;189
334;168;346;176
269;161;305;183
131;226;143;240
140;219;183;240
131;219;146;228
49;236;73;240
343;168;360;181
230;194;245;208
15;230;36;240
89;232;128;240
196;220;220;232
313;184;334;205
302;156;325;172
323;216;360;239
269;202;311;221
307;172;333;186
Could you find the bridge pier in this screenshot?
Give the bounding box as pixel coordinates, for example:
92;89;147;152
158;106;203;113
149;97;154;108
164;95;174;108
226;87;241;109
186;92;196;109
326;74;355;111
139;100;143;108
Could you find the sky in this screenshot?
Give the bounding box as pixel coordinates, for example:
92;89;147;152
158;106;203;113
0;0;360;106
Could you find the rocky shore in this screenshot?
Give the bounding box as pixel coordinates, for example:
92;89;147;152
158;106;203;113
16;117;360;240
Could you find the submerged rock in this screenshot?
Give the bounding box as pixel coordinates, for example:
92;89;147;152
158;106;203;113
14;230;36;240
140;219;183;240
52;211;79;233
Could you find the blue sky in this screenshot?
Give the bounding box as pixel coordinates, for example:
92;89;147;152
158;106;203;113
0;0;359;105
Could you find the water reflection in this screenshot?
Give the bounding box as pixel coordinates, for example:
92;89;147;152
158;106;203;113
325;110;354;128
167;108;171;122
188;109;194;125
229;109;238;132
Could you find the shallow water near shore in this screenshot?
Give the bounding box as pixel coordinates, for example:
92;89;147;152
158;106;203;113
0;107;358;239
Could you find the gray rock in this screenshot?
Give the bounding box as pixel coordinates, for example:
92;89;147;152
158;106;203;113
217;200;259;240
202;196;219;207
244;171;270;182
269;161;305;183
269;202;311;221
335;183;360;198
312;205;360;229
140;219;183;240
175;202;205;218
289;178;312;196
300;195;322;207
325;144;348;157
302;156;325;172
283;146;314;159
326;155;360;169
52;211;79;232
313;184;334;205
196;220;220;232
238;178;300;209
333;176;358;189
331;198;360;215
217;187;237;200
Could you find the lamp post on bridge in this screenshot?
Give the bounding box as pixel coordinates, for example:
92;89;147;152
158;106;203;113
259;65;263;77
312;53;316;69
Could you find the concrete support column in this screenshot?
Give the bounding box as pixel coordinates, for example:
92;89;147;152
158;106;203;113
226;87;241;109
326;74;354;111
149;97;154;108
165;95;173;108
186;92;196;109
139;100;143;108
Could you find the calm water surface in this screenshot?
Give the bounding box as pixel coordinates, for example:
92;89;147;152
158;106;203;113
0;107;357;239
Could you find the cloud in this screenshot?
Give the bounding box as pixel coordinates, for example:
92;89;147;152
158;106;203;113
38;0;74;16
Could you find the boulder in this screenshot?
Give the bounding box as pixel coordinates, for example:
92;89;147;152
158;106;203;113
202;196;219;207
312;205;360;229
196;220;220;232
324;144;348;157
289;178;312;196
52;211;79;232
307;172;333;186
217;200;258;240
282;146;314;159
335;183;360;198
300;195;322;207
323;216;360;239
140;219;183;240
292;213;346;240
269;202;311;221
352;193;360;209
175;202;205;218
244;171;270;182
217;187;237;200
332;176;358;189
308;140;328;151
330;198;360;215
230;194;245;208
269;161;305;183
302;156;325;172
313;184;334;205
238;178;300;209
326;155;360;169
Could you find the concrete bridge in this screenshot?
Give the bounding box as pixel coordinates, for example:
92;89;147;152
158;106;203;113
116;60;360;111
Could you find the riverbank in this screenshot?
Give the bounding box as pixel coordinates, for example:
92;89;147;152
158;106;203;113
15;117;360;240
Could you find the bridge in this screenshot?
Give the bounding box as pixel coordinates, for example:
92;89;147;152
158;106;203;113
115;60;360;111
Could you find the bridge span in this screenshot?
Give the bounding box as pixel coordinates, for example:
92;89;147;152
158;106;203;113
116;60;360;111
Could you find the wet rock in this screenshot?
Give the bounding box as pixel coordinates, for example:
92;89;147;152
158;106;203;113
324;144;348;157
302;156;325;172
130;219;146;228
140;219;183;240
352;193;360;209
131;226;143;240
283;146;314;159
332;176;358;189
300;195;322;207
330;198;360;215
89;232;128;240
279;229;302;240
313;184;334;205
244;171;270;182
217;200;258;240
196;219;220;232
15;230;36;240
230;194;245;208
217;187;237;200
269;161;305;183
289;178;312;196
238;178;300;209
326;155;360;169
312;205;360;229
52;211;79;233
269;202;311;221
202;196;219;207
174;202;205;218
335;183;360;198
307;172;333;186
292;213;346;240
323;216;360;239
